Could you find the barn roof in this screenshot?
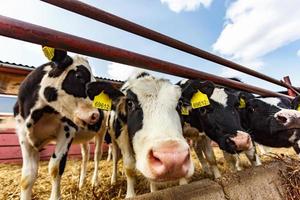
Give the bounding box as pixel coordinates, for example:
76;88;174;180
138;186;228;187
0;60;123;95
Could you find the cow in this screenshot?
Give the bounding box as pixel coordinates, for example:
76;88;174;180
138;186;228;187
177;79;261;176
237;92;300;155
86;72;195;198
14;48;109;200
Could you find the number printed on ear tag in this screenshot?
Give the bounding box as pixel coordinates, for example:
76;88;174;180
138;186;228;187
191;90;210;109
181;106;189;115
93;91;112;111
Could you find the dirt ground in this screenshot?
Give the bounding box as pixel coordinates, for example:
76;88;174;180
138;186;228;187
0;147;296;200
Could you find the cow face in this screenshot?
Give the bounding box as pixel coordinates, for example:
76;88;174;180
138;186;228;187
88;73;194;182
39;49;99;127
241;96;300;133
179;80;252;154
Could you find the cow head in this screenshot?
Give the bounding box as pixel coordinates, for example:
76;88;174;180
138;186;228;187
87;72;194;182
40;48;99;128
239;93;300;134
179;79;253;154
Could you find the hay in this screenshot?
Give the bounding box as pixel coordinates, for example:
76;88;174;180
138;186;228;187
270;154;300;200
0;147;296;199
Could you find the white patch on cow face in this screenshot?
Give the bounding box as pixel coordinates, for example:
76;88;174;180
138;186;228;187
124;75;194;181
259;97;281;107
210;88;228;107
178;79;188;86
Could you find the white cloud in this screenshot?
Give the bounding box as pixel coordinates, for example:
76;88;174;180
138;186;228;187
160;0;213;13
213;0;300;76
220;59;263;77
297;49;300;57
107;62;140;81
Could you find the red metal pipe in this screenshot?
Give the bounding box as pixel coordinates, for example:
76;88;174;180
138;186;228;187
0;15;292;99
283;76;298;97
41;0;299;93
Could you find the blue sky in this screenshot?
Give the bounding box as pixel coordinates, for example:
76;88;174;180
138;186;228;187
1;0;300;98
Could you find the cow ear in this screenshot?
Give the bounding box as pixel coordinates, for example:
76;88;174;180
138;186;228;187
238;91;254;108
181;80;214;100
180;80;214;110
86;81;124;101
42;46;73;68
189;80;215;97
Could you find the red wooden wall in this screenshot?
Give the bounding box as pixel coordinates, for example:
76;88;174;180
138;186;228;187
0;129;107;163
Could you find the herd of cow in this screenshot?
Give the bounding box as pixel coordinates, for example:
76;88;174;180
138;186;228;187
13;49;300;200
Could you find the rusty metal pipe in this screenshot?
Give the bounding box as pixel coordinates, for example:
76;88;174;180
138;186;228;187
0;15;292;99
41;0;300;93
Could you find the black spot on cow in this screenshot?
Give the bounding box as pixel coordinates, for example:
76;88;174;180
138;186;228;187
104;130;112;144
64;126;69;132
126;90;143;140
26;123;32;128
136;72;150;79
31;106;56;123
59;153;68;176
61;117;78;131
58;138;73;176
65;132;70;138
62;65;91;98
52;153;57;158
114;119;122;139
18;64;47;119
44;87;58;102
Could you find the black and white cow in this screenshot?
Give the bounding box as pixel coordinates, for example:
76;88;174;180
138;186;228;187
86;72;195;198
178;79;261;175
14;48;108;200
237;92;300;154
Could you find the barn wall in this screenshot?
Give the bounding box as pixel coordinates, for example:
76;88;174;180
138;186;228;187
0;130;108;163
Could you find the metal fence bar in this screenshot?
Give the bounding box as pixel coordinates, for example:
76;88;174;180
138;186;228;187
41;0;299;93
0;15;292;99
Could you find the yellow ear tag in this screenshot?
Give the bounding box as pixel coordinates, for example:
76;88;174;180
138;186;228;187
42;46;55;61
93;91;112;111
239;98;246;109
181;106;189;115
297;104;300;111
191;90;210;109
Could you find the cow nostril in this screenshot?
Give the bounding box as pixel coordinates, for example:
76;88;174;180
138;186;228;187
149;150;163;166
90;113;99;123
276;115;287;124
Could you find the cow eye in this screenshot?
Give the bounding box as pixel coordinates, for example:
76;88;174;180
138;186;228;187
199;107;207;115
247;106;255;112
178;100;184;108
75;73;82;79
127;100;135;111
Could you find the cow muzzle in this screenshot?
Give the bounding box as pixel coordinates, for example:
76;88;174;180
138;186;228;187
74;109;100;127
274;109;300;129
148;140;191;181
230;131;252;151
